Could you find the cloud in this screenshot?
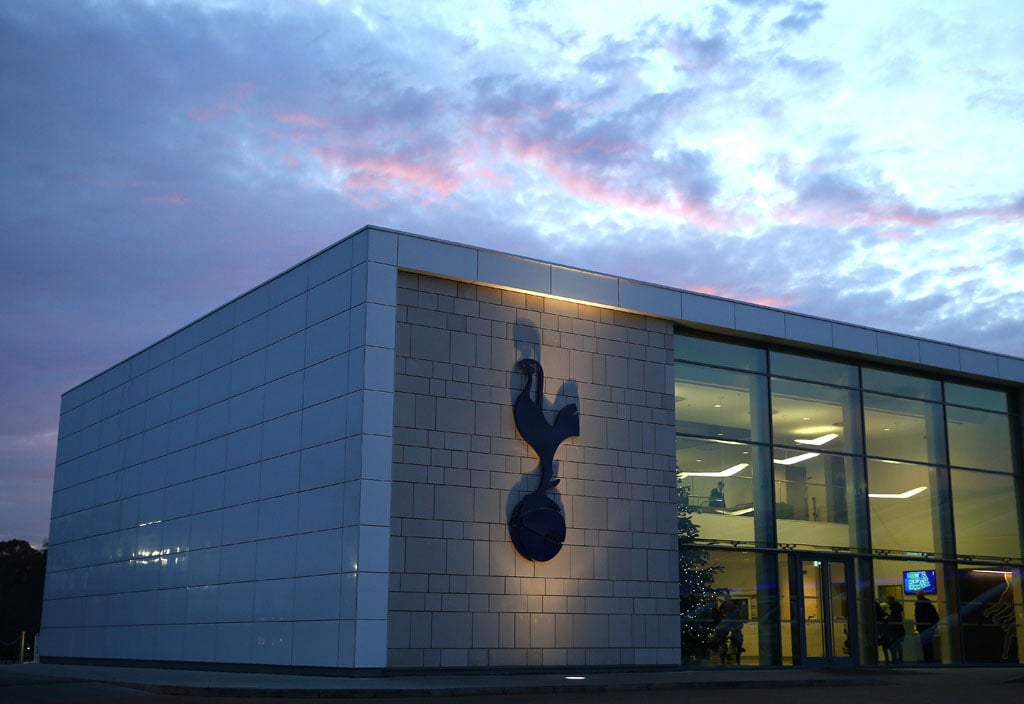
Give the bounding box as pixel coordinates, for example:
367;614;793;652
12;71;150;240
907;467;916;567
775;2;826;34
1;0;1023;547
189;82;256;122
144;193;188;205
668;25;731;71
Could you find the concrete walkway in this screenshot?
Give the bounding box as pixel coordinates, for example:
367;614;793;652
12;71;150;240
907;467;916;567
0;662;1021;700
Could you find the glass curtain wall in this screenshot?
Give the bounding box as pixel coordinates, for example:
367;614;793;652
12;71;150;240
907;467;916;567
675;330;1024;666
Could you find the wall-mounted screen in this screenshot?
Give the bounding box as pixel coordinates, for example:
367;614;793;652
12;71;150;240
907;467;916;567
903;569;937;594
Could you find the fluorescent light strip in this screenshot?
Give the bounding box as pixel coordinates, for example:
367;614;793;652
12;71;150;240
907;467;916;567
773;452;820;466
728;507;755;516
794;433;838;446
678;463;749;479
868;486;928;499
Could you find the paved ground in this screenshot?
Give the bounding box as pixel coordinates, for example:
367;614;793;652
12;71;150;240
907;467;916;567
0;662;1021;704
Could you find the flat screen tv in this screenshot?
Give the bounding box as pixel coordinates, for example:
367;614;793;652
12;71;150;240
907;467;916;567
903;569;937;594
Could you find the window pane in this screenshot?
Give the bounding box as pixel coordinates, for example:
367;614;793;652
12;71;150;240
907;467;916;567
951;469;1022;559
774;453;862;549
957;567;1024;664
864;393;945;464
947;406;1014;472
862;368;941;402
873;559;951;664
770;352;857;387
770;378;861;455
679;549;779;666
675;363;768;443
676;437;758;544
675;334;766;372
867;460;941;554
945;382;1008;413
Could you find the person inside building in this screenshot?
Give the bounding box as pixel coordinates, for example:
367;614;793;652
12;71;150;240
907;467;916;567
712;595;743;664
709;481;726;509
914;590;940;662
885;595;906;664
876;600;892;663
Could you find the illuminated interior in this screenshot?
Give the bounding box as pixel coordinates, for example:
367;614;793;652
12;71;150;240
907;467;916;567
675;331;1024;666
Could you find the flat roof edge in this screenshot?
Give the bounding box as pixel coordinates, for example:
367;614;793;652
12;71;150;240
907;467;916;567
62;225;1024;401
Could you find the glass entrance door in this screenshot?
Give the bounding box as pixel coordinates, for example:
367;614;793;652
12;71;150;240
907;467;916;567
790;556;856;664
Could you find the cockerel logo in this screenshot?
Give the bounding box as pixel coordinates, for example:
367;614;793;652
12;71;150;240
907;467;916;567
508;358;579;561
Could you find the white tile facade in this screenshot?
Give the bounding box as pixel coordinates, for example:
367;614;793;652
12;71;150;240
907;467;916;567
42;229;396;668
389;272;680;667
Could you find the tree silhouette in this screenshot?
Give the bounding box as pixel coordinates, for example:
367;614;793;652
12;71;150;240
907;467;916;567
0;540;47;662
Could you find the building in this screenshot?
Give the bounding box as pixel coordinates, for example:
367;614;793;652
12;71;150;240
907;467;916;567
41;226;1024;669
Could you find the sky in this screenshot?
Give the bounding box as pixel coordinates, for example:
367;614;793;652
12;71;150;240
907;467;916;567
2;0;1023;547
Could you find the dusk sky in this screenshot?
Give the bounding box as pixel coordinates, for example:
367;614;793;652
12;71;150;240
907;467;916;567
2;1;1023;547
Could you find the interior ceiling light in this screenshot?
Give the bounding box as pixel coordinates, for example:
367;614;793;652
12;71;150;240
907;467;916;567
868;486;928;499
773;452;819;466
727;507;755;516
679;463;749;479
794;433;839;446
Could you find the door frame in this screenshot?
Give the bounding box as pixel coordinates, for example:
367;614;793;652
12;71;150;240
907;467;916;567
788;553;858;666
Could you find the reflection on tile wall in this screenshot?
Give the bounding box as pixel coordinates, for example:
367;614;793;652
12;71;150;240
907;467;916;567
42;230;396;667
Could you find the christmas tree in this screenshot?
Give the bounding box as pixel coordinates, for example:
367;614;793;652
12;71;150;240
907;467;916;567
678;510;721;661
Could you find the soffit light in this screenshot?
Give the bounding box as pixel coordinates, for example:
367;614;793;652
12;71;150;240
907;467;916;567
794;433;838;446
867;486;928;499
773;452;820;466
678;463;749;479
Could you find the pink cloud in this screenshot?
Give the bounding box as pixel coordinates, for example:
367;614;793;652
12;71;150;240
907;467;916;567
143;193;187;205
878;229;914;241
495;130;732;228
778;201;1023;230
686;285;794;309
188;82;255;122
274;112;328;128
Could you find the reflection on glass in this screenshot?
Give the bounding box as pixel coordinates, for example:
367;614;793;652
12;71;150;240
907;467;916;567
957;567;1024;664
951;469;1023;559
770;352;857;387
863;393;945;464
867;460;940;554
803;560;825;658
829;562;850;659
675;335;766;372
775;453;861;549
771;378;861;454
862;368;941;402
678;549;773;666
675;363;768;443
677;437;758;544
947;406;1013;472
945;383;1008;413
873;559;949;664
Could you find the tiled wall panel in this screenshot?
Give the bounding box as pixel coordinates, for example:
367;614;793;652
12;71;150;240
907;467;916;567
390;272;680;667
42;229;397;668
